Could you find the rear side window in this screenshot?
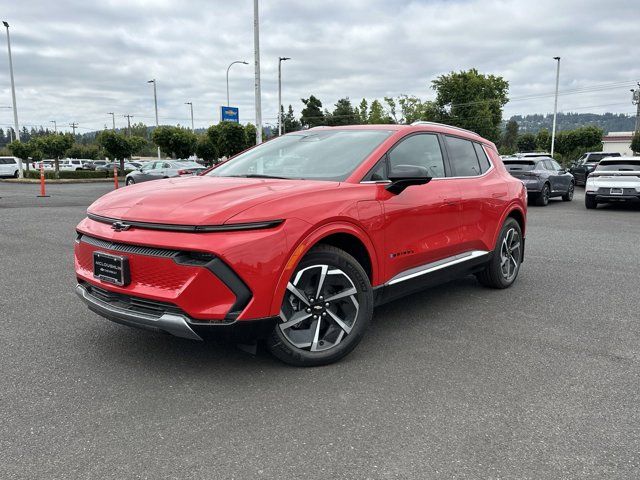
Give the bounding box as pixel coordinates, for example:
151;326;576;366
388;134;446;178
473;143;491;173
445;136;481;177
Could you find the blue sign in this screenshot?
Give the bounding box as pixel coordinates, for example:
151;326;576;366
221;106;239;123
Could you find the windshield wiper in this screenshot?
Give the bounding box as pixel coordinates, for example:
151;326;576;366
227;174;291;179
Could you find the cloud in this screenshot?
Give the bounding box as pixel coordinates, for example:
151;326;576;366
1;0;638;134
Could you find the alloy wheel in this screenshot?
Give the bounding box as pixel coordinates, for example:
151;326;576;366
500;228;521;282
567;183;574;200
279;264;360;352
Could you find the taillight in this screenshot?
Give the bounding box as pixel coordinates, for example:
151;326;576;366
177;169;188;175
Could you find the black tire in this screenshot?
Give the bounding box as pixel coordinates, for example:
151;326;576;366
585;194;597;209
562;182;574;201
125;177;135;186
267;244;373;367
534;183;550;206
476;217;523;289
13;170;19;178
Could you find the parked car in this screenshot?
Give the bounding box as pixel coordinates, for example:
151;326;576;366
74;122;527;366
95;162;139;172
515;151;551;158
85;160;108;170
503;156;574;206
0;156;22;177
584;157;640;209
569;151;621;186
124;160;206;185
60;159;91;171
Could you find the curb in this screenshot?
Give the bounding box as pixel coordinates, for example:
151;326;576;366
0;178;125;184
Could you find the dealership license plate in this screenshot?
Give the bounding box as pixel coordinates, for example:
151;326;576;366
610;188;624;195
93;251;130;286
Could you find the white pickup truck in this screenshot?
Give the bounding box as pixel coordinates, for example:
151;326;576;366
585;157;640;209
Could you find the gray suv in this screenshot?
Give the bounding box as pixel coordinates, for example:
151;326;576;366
569;152;621;186
504;157;575;206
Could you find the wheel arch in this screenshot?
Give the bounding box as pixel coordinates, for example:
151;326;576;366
270;222;379;316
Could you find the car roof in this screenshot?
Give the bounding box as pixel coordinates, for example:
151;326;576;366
599;156;640;162
303;122;491;145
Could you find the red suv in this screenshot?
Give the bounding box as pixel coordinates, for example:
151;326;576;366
75;122;527;366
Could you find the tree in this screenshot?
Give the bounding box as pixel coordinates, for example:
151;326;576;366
97;131;136;170
501;119;519;153
632;131;640;154
283;105;301;133
431;69;509;142
195;135;218;165
66;144;100;160
151;126;197;158
36;134;74;173
357;99;369;124
384;95;435;124
300;95;325;128
517;133;537;152
368;99;392;124
244;124;257;149
212;122;247;158
8;141;34;166
536;128;550;152
328;98;357;126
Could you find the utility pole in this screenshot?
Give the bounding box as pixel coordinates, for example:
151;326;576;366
253;0;262;144
107;112;115;131
278;56;291;136
185;102;194;130
123;114;133;136
226;61;248;108
147;79;161;159
550;56;561;157
49;120;57;133
3;21;22;178
69;122;78;136
632;83;640;133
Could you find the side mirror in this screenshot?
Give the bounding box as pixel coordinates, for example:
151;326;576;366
386;165;432;195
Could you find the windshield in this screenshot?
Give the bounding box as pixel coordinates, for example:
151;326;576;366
503;160;537;171
596;161;640;171
208;129;393;181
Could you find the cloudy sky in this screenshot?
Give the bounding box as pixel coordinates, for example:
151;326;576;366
1;0;639;134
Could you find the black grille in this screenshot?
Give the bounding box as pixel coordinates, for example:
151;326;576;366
596;187;638;195
84;283;185;317
79;234;180;258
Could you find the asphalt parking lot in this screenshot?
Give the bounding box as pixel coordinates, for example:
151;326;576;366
1;181;639;479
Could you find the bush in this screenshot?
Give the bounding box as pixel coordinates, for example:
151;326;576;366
24;170;112;179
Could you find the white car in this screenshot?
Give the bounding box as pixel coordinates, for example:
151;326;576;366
0;156;23;177
59;159;89;171
585;157;640;209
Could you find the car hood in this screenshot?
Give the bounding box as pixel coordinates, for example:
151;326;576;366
88;175;341;225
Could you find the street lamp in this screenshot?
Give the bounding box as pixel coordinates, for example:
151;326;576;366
185;102;194;131
50;120;57;133
147;79;160;159
550;56;561;157
278;56;291;136
226;61;248;107
3;20;23;177
107;112;115;131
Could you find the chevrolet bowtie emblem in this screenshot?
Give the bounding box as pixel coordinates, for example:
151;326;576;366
111;221;131;232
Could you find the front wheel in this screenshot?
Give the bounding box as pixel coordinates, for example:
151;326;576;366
562;182;574;201
476;218;523;289
13;170;19;178
267;245;373;367
125;177;135;186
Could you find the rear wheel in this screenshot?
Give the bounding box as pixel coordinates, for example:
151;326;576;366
562;182;574;201
267;245;373;367
476;218;523;289
535;183;550;206
585;195;597;209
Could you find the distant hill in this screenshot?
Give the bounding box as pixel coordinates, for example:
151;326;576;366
509;112;636;134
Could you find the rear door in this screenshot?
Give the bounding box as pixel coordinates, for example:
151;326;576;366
443;136;506;253
0;158;10;176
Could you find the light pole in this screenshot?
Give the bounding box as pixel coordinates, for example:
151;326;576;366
147;79;161;159
185;102;194;130
107;112;115;131
3;21;22;177
226;61;248;107
631;84;640;133
278;56;291;136
50;120;57;133
550;56;561;157
253;0;262;144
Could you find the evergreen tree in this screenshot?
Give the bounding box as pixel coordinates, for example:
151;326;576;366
300;95;325;128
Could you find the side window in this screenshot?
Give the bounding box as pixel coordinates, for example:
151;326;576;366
162;162;172;169
445;136;481;177
388;134;445;178
551;160;562;171
365;161;386;181
473;143;491;173
543;160;555;171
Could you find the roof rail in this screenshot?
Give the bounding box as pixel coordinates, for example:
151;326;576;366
410;121;477;136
